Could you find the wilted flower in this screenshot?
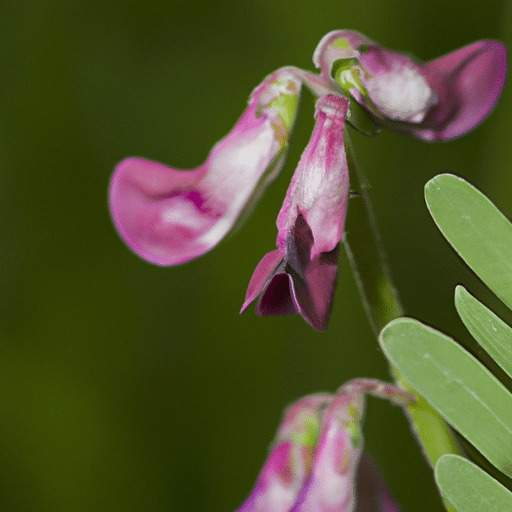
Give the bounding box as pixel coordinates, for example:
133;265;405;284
240;95;350;331
236;379;413;512
313;30;507;141
109;69;301;265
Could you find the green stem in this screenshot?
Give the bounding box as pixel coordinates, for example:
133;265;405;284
343;132;461;511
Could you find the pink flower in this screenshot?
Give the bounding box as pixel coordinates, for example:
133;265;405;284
241;95;349;331
236;379;413;512
313;30;507;141
109;31;507;330
109;70;301;265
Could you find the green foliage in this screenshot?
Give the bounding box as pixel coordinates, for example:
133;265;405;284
379;173;512;507
435;455;512;511
381;317;512;478
425;174;512;311
455;285;512;379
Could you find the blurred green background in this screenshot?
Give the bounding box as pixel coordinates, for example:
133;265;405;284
1;0;511;510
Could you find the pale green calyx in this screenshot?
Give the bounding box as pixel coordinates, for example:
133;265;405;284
331;37;350;50
346;403;363;448
267;89;299;135
331;58;368;97
286;413;321;449
258;74;300;143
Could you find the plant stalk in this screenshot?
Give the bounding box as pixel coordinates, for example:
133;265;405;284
343;132;462;511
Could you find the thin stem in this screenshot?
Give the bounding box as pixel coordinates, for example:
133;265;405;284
279;66;342;98
343;132;462;511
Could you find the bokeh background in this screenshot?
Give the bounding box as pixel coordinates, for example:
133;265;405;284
1;0;511;510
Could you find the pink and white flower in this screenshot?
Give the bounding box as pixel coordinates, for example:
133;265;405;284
241;95;350;331
314;30;507;141
236;379;413;512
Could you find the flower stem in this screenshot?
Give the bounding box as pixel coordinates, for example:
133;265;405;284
343;132;461;511
280;66;342;98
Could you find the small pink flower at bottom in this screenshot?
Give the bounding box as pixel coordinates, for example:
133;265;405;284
236;379;413;512
108;69;301;265
241;95;350;331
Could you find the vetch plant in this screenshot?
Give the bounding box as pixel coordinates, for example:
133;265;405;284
108;30;507;511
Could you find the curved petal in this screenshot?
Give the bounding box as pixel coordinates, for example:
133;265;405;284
109;158;210;265
240;250;283;314
356;47;437;124
242;215;340;331
419;40;508;140
236;442;300;512
235;383;411;512
312;30;372;75
277;95;350;258
109;69;302;265
290;390;364;512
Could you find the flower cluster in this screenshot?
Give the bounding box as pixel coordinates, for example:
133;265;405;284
236;379;413;512
109;30;506;330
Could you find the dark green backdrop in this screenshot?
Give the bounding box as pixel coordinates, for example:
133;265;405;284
1;0;511;510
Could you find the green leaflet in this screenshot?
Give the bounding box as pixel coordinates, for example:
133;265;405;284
435;454;512;511
455;285;512;380
379;318;512;478
425;173;512;311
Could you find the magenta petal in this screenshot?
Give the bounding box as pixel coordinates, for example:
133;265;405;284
420;40;508;140
355;48;437;124
312;30;371;84
236;382;411;512
240;250;284;314
109;70;301;265
290;380;412;512
279;214;339;331
237;442;299;512
257;269;302;318
291;392;362;512
109;157;214;265
277;393;334;439
356;39;507;140
300;249;340;330
277;95;350;258
242;215;340;330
